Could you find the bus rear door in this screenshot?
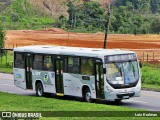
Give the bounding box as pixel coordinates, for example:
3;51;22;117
55;59;64;96
95;61;105;99
25;53;33;89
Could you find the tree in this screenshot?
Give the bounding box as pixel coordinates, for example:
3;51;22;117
140;1;151;14
58;15;67;28
64;0;160;34
67;1;75;29
114;0;140;10
126;1;134;11
66;1;106;31
0;26;5;48
150;0;160;13
77;1;106;30
151;18;160;34
67;0;80;29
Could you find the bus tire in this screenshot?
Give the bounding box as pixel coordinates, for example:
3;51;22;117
36;83;44;97
84;88;92;102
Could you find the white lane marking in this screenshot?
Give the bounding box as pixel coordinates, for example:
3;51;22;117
125;100;148;104
1;84;14;87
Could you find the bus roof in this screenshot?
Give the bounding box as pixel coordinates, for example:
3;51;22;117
14;45;135;58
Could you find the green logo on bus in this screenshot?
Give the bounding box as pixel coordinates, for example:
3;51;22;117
44;74;49;81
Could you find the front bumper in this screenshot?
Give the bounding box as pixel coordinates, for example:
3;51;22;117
104;87;141;100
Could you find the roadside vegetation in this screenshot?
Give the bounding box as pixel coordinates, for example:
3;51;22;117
0;26;5;48
142;62;160;91
0;67;12;73
0;25;12;73
0;51;13;74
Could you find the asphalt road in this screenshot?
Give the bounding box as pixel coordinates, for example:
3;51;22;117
0;73;160;111
0;73;35;96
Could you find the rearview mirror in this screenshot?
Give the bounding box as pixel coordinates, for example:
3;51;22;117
103;68;106;74
139;61;143;68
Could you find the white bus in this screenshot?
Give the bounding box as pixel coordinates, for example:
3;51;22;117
14;45;141;102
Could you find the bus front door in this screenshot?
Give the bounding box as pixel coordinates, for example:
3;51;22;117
25;53;33;89
95;62;105;99
55;59;64;95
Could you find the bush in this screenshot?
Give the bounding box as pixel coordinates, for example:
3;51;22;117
142;64;160;85
0;26;5;48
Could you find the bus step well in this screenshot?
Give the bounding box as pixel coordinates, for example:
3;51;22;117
56;93;64;96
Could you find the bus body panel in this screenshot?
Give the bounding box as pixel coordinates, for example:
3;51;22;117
63;73;96;98
63;73;82;97
14;68;26;89
13;45;141;101
32;70;56;93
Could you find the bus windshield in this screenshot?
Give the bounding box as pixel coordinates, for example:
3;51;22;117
106;61;139;85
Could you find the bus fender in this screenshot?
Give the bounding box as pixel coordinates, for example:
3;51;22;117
33;79;44;91
82;85;92;97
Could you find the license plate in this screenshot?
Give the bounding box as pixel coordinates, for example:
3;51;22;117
123;96;129;99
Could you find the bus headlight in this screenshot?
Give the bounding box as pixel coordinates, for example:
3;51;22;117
106;87;113;92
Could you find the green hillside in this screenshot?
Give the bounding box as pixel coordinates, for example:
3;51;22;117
0;0;160;34
0;0;55;30
0;0;13;12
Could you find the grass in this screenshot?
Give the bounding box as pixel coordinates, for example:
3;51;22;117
0;92;140;111
0;92;159;120
141;63;160;91
142;63;160;85
0;67;12;73
0;51;13;65
142;83;160;92
0;51;13;73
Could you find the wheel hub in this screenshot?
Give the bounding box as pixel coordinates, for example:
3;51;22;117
86;92;91;102
38;86;42;96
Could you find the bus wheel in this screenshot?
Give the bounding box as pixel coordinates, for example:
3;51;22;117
84;88;92;102
36;83;44;97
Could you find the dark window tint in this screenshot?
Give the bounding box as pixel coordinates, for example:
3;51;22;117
33;55;43;70
81;58;94;75
68;57;80;74
14;53;24;68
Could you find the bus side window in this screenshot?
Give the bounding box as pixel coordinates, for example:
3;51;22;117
67;57;80;74
14;53;24;68
81;58;94;75
33;54;43;70
43;55;53;71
